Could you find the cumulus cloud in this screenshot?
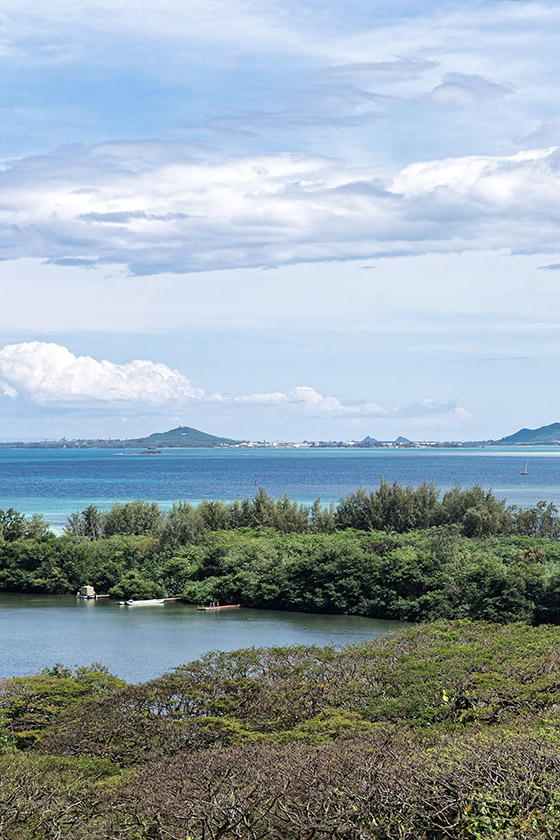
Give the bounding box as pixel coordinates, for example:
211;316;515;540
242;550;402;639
390;147;556;198
391;399;471;420
0;0;559;274
0;342;468;425
0;341;205;405
235;387;467;421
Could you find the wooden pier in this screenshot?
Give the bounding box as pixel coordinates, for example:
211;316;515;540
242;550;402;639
197;604;241;611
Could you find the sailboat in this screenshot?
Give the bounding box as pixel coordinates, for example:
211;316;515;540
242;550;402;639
521;460;528;475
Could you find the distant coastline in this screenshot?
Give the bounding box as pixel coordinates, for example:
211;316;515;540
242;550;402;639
0;423;560;446
0;438;489;450
1;420;559;450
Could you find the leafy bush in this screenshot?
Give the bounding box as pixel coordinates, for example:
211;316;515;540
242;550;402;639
108;572;164;601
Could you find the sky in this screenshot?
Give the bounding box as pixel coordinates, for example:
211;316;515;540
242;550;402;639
1;0;560;442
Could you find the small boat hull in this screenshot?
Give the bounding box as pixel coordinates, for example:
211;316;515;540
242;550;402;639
119;598;165;606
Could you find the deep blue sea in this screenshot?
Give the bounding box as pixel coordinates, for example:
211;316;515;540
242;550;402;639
0;446;559;531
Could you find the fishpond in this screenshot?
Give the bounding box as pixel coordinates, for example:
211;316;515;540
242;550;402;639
0;593;407;683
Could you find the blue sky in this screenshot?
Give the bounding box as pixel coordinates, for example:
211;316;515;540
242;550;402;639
1;0;560;441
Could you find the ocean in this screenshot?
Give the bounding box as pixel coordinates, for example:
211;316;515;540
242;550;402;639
0;445;559;531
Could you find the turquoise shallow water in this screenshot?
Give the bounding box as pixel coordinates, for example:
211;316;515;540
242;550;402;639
0;446;558;529
0;594;407;682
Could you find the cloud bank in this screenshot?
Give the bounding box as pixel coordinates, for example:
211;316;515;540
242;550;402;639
0;342;468;425
1;1;560;276
0;143;559;274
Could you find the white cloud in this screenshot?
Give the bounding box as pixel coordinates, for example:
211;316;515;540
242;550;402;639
429;73;512;108
0;341;469;426
392;399;472;421
1;383;17;398
237;387;468;420
1;2;560;274
2;1;560;444
0;0;344;71
318;59;438;86
0;341;204;405
235;385;381;416
1;142;560;273
390;147;555;199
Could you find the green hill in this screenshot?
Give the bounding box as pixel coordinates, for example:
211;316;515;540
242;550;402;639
499;422;560;444
132;425;241;448
0;425;242;449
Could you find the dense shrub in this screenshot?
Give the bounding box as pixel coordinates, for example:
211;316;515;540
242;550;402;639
3;622;560;839
62;482;560;543
36;622;560;764
3;485;560;624
0;664;125;749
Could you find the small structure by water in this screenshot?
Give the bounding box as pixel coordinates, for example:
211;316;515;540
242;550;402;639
76;585;96;599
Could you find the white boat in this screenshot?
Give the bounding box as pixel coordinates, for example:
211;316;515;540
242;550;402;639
521;460;528;475
119;598;165;606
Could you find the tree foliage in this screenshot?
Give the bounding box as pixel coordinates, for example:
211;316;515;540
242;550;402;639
0;508;50;543
2;484;560;623
0;663;125;749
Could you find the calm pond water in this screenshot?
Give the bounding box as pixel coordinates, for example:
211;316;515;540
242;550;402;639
0;594;406;683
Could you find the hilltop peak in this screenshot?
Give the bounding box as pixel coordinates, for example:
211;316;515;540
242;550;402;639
135;426;241;447
499;422;560;444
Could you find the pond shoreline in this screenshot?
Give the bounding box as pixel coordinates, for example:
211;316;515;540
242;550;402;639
0;592;407;683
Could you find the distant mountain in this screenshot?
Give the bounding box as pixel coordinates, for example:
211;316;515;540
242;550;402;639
361;435;378;444
0;425;243;449
395;436;411;444
132;425;241;448
498;422;560;444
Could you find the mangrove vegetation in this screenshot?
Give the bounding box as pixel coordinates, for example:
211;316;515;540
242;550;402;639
1;483;560;622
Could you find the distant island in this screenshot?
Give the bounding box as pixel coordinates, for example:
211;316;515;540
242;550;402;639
0;421;559;449
496;421;560;445
0;425;241;450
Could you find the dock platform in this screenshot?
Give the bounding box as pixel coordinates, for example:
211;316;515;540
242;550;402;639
197;604;241;611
